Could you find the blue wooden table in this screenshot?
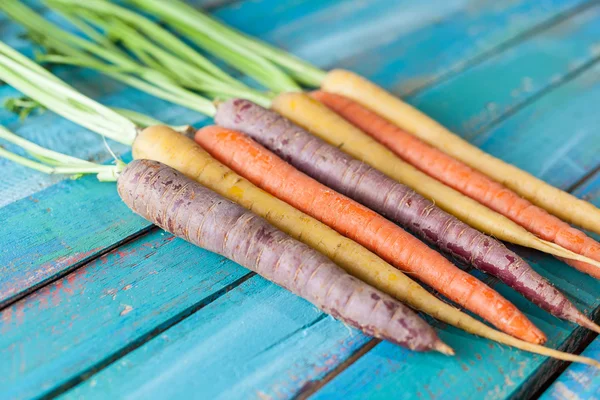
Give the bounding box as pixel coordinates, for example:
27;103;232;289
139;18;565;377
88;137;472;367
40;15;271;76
1;1;600;399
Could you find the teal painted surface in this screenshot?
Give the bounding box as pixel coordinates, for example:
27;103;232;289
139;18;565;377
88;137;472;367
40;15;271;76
60;279;372;400
0;1;600;399
0;170;149;307
339;0;589;96
473;61;600;190
216;0;471;68
408;3;600;139
0;230;249;400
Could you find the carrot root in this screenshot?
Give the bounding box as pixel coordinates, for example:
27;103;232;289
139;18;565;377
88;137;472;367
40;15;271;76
575;317;600;335
271;91;600;272
119;158;448;353
434;342;455;356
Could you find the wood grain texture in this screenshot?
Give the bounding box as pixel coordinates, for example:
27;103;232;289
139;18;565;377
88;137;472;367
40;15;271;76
215;0;471;68
58;278;373;400
408;2;600;139
0;229;250;400
337;0;590;95
0;168;150;308
1;0;600;399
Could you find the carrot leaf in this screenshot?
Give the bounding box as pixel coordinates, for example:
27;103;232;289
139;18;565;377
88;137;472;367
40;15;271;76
43;0;274;108
126;0;326;88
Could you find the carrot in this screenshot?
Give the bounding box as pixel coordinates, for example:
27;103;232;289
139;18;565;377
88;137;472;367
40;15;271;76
270;92;600;270
320;69;600;236
194;124;545;344
312;90;600;279
118;158;450;353
213;98;600;333
4;129;600;367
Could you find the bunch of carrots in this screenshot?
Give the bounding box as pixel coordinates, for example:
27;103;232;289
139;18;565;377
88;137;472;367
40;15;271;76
1;0;600;367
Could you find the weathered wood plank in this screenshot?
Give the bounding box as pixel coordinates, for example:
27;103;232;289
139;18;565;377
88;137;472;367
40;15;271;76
406;3;600;138
0;169;150;308
338;0;590;95
216;0;471;68
59;278;372;400
0;230;250;400
542;341;600;400
472;59;600;191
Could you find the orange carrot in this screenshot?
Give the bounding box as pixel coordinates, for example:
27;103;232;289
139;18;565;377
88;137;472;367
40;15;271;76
195;125;546;344
312;90;600;279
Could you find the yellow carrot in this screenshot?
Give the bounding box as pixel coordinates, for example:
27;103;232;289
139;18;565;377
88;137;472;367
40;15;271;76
321;69;600;236
133;125;600;367
271;92;600;269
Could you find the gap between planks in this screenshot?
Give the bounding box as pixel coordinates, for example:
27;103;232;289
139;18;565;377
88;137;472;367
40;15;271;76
468;52;600;146
398;0;600;98
567;164;600;194
39;272;257;400
295;289;600;400
0;224;154;311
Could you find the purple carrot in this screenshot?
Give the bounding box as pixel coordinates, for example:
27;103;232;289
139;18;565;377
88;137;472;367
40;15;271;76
117;159;453;354
214;98;592;328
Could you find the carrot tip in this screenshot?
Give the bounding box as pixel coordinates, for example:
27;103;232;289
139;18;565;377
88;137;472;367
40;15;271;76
577;317;600;335
434;341;455;356
585;358;600;369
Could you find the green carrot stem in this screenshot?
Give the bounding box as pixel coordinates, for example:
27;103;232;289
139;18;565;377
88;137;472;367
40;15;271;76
3;0;267;116
36;53;218;117
45;0;273;107
56;10;127;57
110;108;194;135
0;54;137;143
121;0;303;92
126;0;326;88
0;127;122;181
0;148;120;181
46;0;244;88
